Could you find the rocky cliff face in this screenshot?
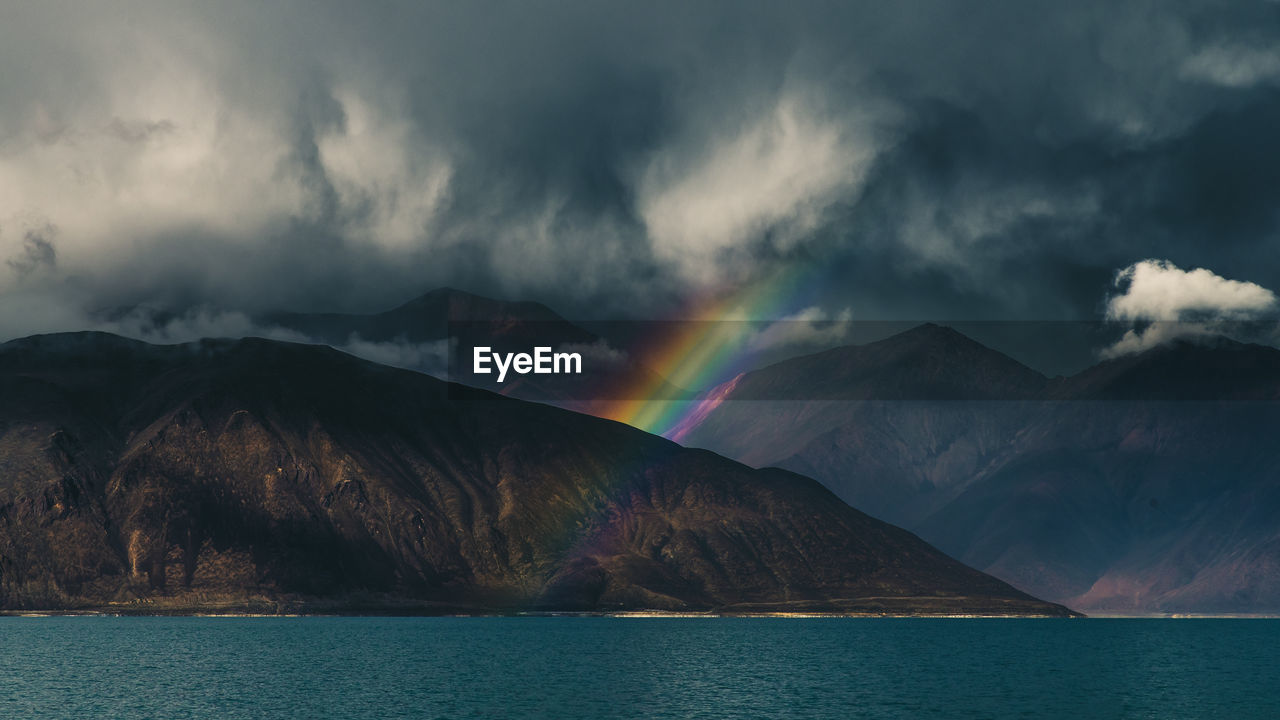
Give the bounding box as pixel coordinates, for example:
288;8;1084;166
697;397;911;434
0;332;1069;615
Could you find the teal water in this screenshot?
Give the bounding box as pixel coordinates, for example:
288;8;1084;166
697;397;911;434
0;617;1275;719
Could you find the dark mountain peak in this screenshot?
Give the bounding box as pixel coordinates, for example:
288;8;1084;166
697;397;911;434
420;285;468;297
2;330;317;361
389;287;568;323
1061;334;1280;401
0;332;396;407
721;323;1046;401
898;321;960;339
2;330;149;353
1116;333;1250;359
0;332;172;372
675;325;1280;616
256;287;591;345
1097;333;1279;370
876;322;1014;357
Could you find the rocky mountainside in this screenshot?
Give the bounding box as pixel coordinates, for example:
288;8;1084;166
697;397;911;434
677;326;1280;614
0;332;1070;615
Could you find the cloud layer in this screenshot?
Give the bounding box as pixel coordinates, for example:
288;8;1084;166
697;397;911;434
4;1;1280;331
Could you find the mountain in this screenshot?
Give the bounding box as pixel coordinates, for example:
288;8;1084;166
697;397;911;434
258;286;589;345
0;332;1070;616
671;322;1044;443
101;288;689;408
677;326;1280;614
257;287;689;410
675;324;1048;525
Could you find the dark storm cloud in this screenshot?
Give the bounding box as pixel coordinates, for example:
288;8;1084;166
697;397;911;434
2;0;1280;338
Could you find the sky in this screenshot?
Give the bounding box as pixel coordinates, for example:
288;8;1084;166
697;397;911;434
3;0;1280;351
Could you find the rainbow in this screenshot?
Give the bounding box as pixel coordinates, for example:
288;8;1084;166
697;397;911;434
599;264;813;438
524;264;817;602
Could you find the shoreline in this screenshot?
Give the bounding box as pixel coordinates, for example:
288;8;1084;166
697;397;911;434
0;593;1081;618
1;611;1084;618
4;606;1278;618
0;606;1082;619
0;609;1274;617
15;609;1270;618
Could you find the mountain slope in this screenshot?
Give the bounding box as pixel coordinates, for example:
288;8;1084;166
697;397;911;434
677;326;1280;614
0;332;1069;615
680;324;1048;523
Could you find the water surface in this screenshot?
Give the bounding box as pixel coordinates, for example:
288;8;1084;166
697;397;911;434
0;617;1275;719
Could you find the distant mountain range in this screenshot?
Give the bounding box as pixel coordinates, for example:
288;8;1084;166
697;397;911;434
676;324;1280;614
0;331;1070;615
87;288;1280;615
258;287;690;409
258;286;588;345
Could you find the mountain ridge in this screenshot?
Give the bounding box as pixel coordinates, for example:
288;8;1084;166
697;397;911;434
257;287;585;345
675;324;1280;613
0;331;1073;616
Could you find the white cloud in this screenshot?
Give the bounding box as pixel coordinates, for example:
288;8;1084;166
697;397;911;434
99;307;312;345
557;338;628;367
637;92;885;285
1106;260;1277;323
1103;322;1217;358
0;30;307;284
1102;259;1279;357
746;306;854;352
0;12;453;300
337;335;452;376
317;89;452;251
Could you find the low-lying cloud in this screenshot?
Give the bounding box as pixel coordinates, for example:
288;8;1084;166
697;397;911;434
96;307;312;346
1102;259;1280;357
338;335;452;376
0;295;456;376
746;306;856;352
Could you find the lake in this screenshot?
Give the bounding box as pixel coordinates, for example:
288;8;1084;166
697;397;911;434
0;617;1275;718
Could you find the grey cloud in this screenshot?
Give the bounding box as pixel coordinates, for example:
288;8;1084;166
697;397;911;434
6;224;58;277
106;118;177;144
2;0;1280;334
